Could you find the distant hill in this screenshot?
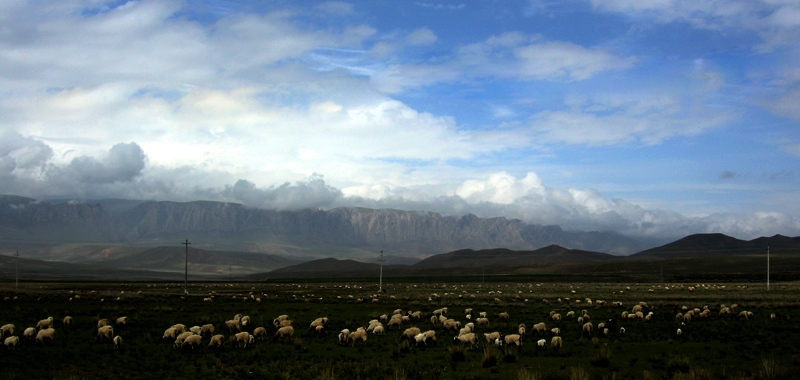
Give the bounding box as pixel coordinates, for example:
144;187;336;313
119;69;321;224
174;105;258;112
97;246;301;276
632;233;800;259
0;252;199;281
414;245;617;269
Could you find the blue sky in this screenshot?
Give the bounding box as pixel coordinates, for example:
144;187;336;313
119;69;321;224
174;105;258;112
0;0;798;240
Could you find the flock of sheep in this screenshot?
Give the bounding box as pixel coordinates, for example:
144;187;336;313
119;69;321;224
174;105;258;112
0;282;775;358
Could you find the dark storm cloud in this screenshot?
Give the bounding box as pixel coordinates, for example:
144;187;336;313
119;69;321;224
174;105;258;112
222;175;343;210
64;142;146;184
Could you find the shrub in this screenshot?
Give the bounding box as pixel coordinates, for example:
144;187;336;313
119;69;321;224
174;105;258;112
591;347;612;367
570;367;590;380
516;368;541;380
667;355;691;377
482;345;498;367
449;345;466;362
760;356;787;380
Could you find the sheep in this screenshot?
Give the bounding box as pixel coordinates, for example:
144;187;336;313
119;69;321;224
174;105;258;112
347;329;367;346
225;319;240;333
190;326;202;335
464;308;473;316
172;324;187;334
273;315;289;327
113;335;123;349
1;324;15;339
96;318;109;329
551;327;560;336
677;328;682;336
274;326;294;341
62;316;73;328
533;322;547;334
537;338;547;350
442;319;461;334
174;331;194;348
475;317;489;327
163;327;178;340
366;321;382;333
36;328;55;344
566;311;576;318
116;316;128;326
247;326;265;340
479;312;487;318
453;332;477;348
402;327;422;340
409;311;422;321
372;325;385;335
338;329;350;345
97;325;115;344
458;326;471;336
603;328;609;336
232;332;252;348
551;336;562;351
208;334;225;350
619;327;626;336
181;334;202;351
582;322;593;336
497;312;510;321
4;336;19;350
241;316;250;328
771;313;777;321
423;330;436;345
23;327;35;340
551;313;561;322
414;333;428;346
483;331;502;344
518;325;526;336
36;317;54;331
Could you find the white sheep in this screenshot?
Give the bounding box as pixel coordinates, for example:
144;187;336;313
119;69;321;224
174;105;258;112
483;331;502;344
475;317;489;326
504;334;522;347
338;329;350;345
181;334;202;351
174;331;194;348
36;317;53;331
208;334;225;350
113;335;123;349
225;320;240;333
4;336;19;350
274;326;294;341
550;327;560;336
347;329;367;346
163;327;178;340
62;316;73;328
97;325;114;343
453;332;476;348
36;328;55;344
189;326;202;335
201;324;215;336
423;330;436;344
23;327;35;340
116;316;128;326
551;336;562;351
537;338;546;350
253;327;267;340
677;328;682;336
414;333;427;346
232;331;252;348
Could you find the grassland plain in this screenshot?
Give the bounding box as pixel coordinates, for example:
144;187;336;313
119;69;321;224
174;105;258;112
0;280;798;380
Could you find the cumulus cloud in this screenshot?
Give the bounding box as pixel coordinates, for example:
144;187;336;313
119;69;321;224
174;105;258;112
220;176;343;210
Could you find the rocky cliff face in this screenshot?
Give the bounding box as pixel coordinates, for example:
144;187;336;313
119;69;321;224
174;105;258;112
0;196;647;257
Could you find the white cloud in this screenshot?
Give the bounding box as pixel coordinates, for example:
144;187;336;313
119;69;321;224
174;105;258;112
405;28;438;46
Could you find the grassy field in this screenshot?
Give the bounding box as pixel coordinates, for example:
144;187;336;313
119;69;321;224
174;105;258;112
0;279;797;379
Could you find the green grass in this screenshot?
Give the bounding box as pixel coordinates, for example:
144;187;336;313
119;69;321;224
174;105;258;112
0;280;799;379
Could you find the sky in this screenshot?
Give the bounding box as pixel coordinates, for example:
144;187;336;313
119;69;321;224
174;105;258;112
0;0;799;241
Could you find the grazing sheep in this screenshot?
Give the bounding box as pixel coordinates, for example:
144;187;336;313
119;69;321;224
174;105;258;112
582;322;593;336
566;311;575;319
771;313;777;321
189;326;202;335
5;336;20;350
241;316;250;328
453;332;477;348
338;329;350;345
551;336;562;351
232;332;252;348
402;327;422;340
414;333;428;346
208;334;225;350
498;312;510;321
504;334;522;347
36;317;54;331
174;331;194;348
36;328;55;344
225;320;240;333
537;339;547;350
274;326;294;341
518;325;526;336
62;316;73;328
163;327;178;340
551;313;561;322
253;327;267;340
23;327;35;340
483;332;502;344
479;312;487;318
113;335;123;349
372;325;385;335
1;324;15;339
677;328;682;336
603;328;609;336
533;322;547;334
347;329;367;346
273;315;289;327
97;325;114;343
181;334;202;351
116;316;128;326
475;317;489;327
172;324;187;334
550;328;560;336
619;327;626;336
458;326;471;336
423;330;436;345
96;318;109;329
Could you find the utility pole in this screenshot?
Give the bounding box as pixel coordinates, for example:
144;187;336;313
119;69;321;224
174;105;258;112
15;250;19;291
767;245;770;292
183;239;190;297
378;250;384;293
661;264;663;284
